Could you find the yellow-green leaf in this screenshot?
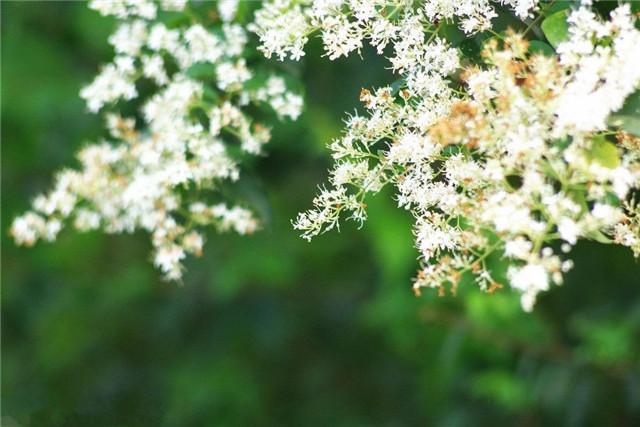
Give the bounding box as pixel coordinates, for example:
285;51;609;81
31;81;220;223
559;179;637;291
541;10;569;48
589;135;620;169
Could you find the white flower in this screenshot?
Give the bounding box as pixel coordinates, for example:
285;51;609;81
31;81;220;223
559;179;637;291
80;61;137;112
591;203;623;226
558;218;580;245
508;263;549;312
154;244;186;277
161;0;187;12
109;20;147;56
89;0;157;19
505;237;533;260
216;60;252;92
11;213;47;246
555;5;640;134
218;0;239;22
142;55;169;86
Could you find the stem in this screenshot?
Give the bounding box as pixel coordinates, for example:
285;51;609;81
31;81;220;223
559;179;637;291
523;0;556;38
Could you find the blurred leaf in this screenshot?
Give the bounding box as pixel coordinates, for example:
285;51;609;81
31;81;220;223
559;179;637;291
573;319;634;365
390;77;406;96
471;370;531;411
185;62;217;80
588;135;620;169
528;40;555;56
585;229;613;244
543;1;573;16
440;22;465;46
608;89;640;136
541;9;569;48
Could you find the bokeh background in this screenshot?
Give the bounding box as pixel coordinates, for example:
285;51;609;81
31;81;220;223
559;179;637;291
2;2;640;426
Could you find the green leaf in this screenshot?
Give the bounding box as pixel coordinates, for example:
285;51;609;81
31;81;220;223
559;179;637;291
585;229;613;244
185;62;217;80
471;370;531;411
390;77;406;96
553;137;572;150
528;40;555;56
589;135;620;169
607;89;640;136
459;38;481;60
202;85;220;103
541;9;569;48
440;22;465;47
543;1;572;17
156;10;191;28
459;33;491;62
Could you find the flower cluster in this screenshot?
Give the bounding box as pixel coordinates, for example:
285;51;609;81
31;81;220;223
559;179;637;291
12;0;640;307
255;1;640;311
555;5;640;133
251;0;539;62
11;0;303;280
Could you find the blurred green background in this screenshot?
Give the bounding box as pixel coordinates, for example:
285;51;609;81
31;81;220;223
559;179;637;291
2;2;640;426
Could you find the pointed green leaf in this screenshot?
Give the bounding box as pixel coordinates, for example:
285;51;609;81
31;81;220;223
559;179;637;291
541;10;569;48
589;135;620;169
528;40;555;56
586;229;613;244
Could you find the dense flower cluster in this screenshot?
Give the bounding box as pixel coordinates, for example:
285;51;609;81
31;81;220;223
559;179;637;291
11;0;303;280
251;0;539;62
11;0;640;310
253;1;640;310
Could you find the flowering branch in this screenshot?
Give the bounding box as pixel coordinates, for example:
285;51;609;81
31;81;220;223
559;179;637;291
10;0;303;280
10;1;640;312
253;0;640;311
